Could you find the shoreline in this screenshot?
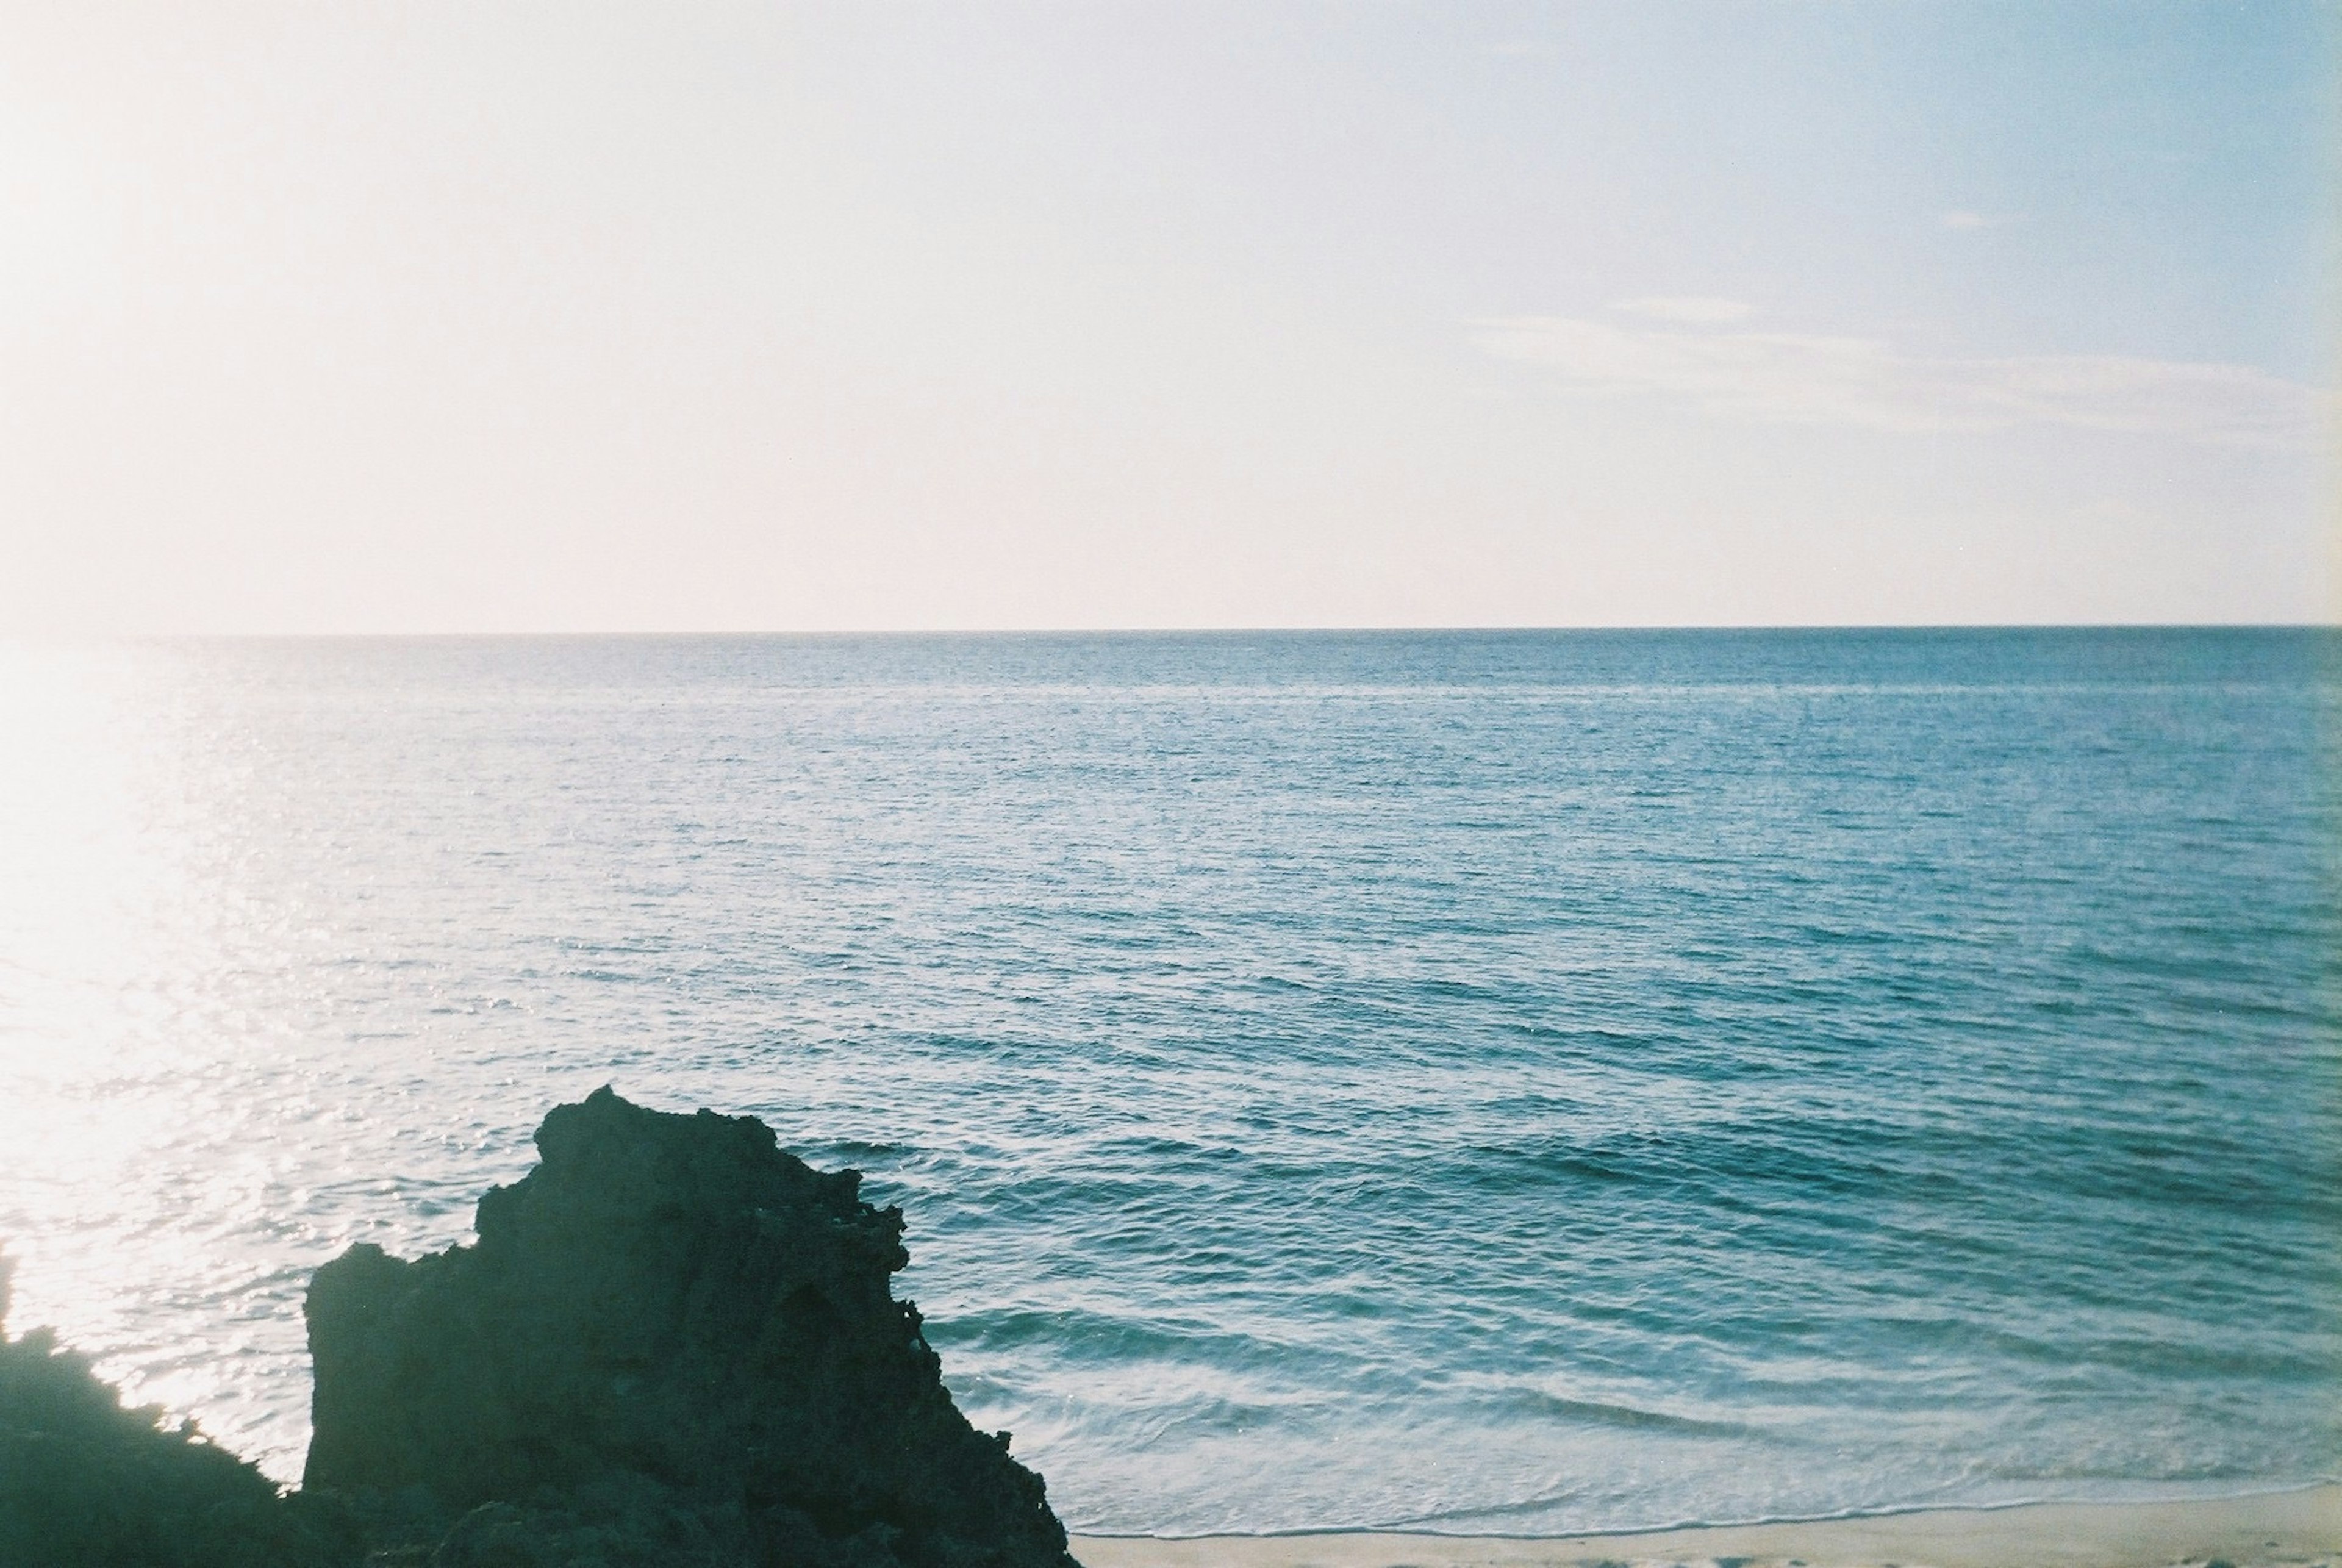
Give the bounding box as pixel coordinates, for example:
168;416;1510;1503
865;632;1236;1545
1071;1485;2341;1568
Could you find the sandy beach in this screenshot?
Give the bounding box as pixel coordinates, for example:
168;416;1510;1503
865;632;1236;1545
1073;1487;2341;1568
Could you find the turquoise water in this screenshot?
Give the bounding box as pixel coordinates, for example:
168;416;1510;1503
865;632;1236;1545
0;629;2335;1533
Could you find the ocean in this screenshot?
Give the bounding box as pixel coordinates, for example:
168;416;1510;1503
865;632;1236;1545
0;628;2334;1534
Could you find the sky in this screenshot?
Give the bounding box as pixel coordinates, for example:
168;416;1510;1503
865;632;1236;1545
1;1;2335;633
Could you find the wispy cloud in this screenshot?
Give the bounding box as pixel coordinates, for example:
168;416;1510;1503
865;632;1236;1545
1610;296;1752;323
1470;314;2329;449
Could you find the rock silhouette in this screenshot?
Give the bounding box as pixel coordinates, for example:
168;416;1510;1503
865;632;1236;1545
0;1258;350;1568
303;1086;1076;1568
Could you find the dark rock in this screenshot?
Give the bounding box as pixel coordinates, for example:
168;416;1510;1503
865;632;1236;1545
0;1257;351;1568
304;1087;1077;1568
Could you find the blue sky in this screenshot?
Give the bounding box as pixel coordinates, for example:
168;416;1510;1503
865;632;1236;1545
1;1;2333;631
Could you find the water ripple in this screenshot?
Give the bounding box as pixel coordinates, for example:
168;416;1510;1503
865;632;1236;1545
0;628;2334;1534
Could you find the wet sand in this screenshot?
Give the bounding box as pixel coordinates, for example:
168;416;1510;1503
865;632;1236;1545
1072;1485;2340;1568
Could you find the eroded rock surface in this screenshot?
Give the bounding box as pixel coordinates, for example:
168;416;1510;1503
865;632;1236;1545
304;1087;1075;1568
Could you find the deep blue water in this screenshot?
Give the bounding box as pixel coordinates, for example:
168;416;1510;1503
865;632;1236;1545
0;628;2335;1533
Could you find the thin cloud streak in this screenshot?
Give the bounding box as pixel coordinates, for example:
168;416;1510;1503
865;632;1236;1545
1610;296;1753;323
1472;315;2330;449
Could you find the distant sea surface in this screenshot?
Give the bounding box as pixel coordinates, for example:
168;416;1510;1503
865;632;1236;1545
0;629;2335;1534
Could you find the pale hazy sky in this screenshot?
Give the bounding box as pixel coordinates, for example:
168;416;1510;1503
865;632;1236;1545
4;2;2335;632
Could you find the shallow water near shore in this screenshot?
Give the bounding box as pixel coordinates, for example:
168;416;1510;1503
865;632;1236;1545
0;629;2336;1534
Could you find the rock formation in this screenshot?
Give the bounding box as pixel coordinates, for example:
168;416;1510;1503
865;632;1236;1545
0;1258;349;1568
303;1086;1078;1568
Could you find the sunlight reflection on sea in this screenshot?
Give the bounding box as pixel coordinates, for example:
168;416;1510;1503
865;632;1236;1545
0;631;2335;1533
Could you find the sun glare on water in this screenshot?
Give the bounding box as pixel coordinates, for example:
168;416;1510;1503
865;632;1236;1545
0;643;260;1436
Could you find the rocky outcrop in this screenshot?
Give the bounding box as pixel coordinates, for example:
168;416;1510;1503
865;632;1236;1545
304;1087;1076;1568
0;1259;350;1568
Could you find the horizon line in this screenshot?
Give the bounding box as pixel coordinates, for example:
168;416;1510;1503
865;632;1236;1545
6;620;2339;642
